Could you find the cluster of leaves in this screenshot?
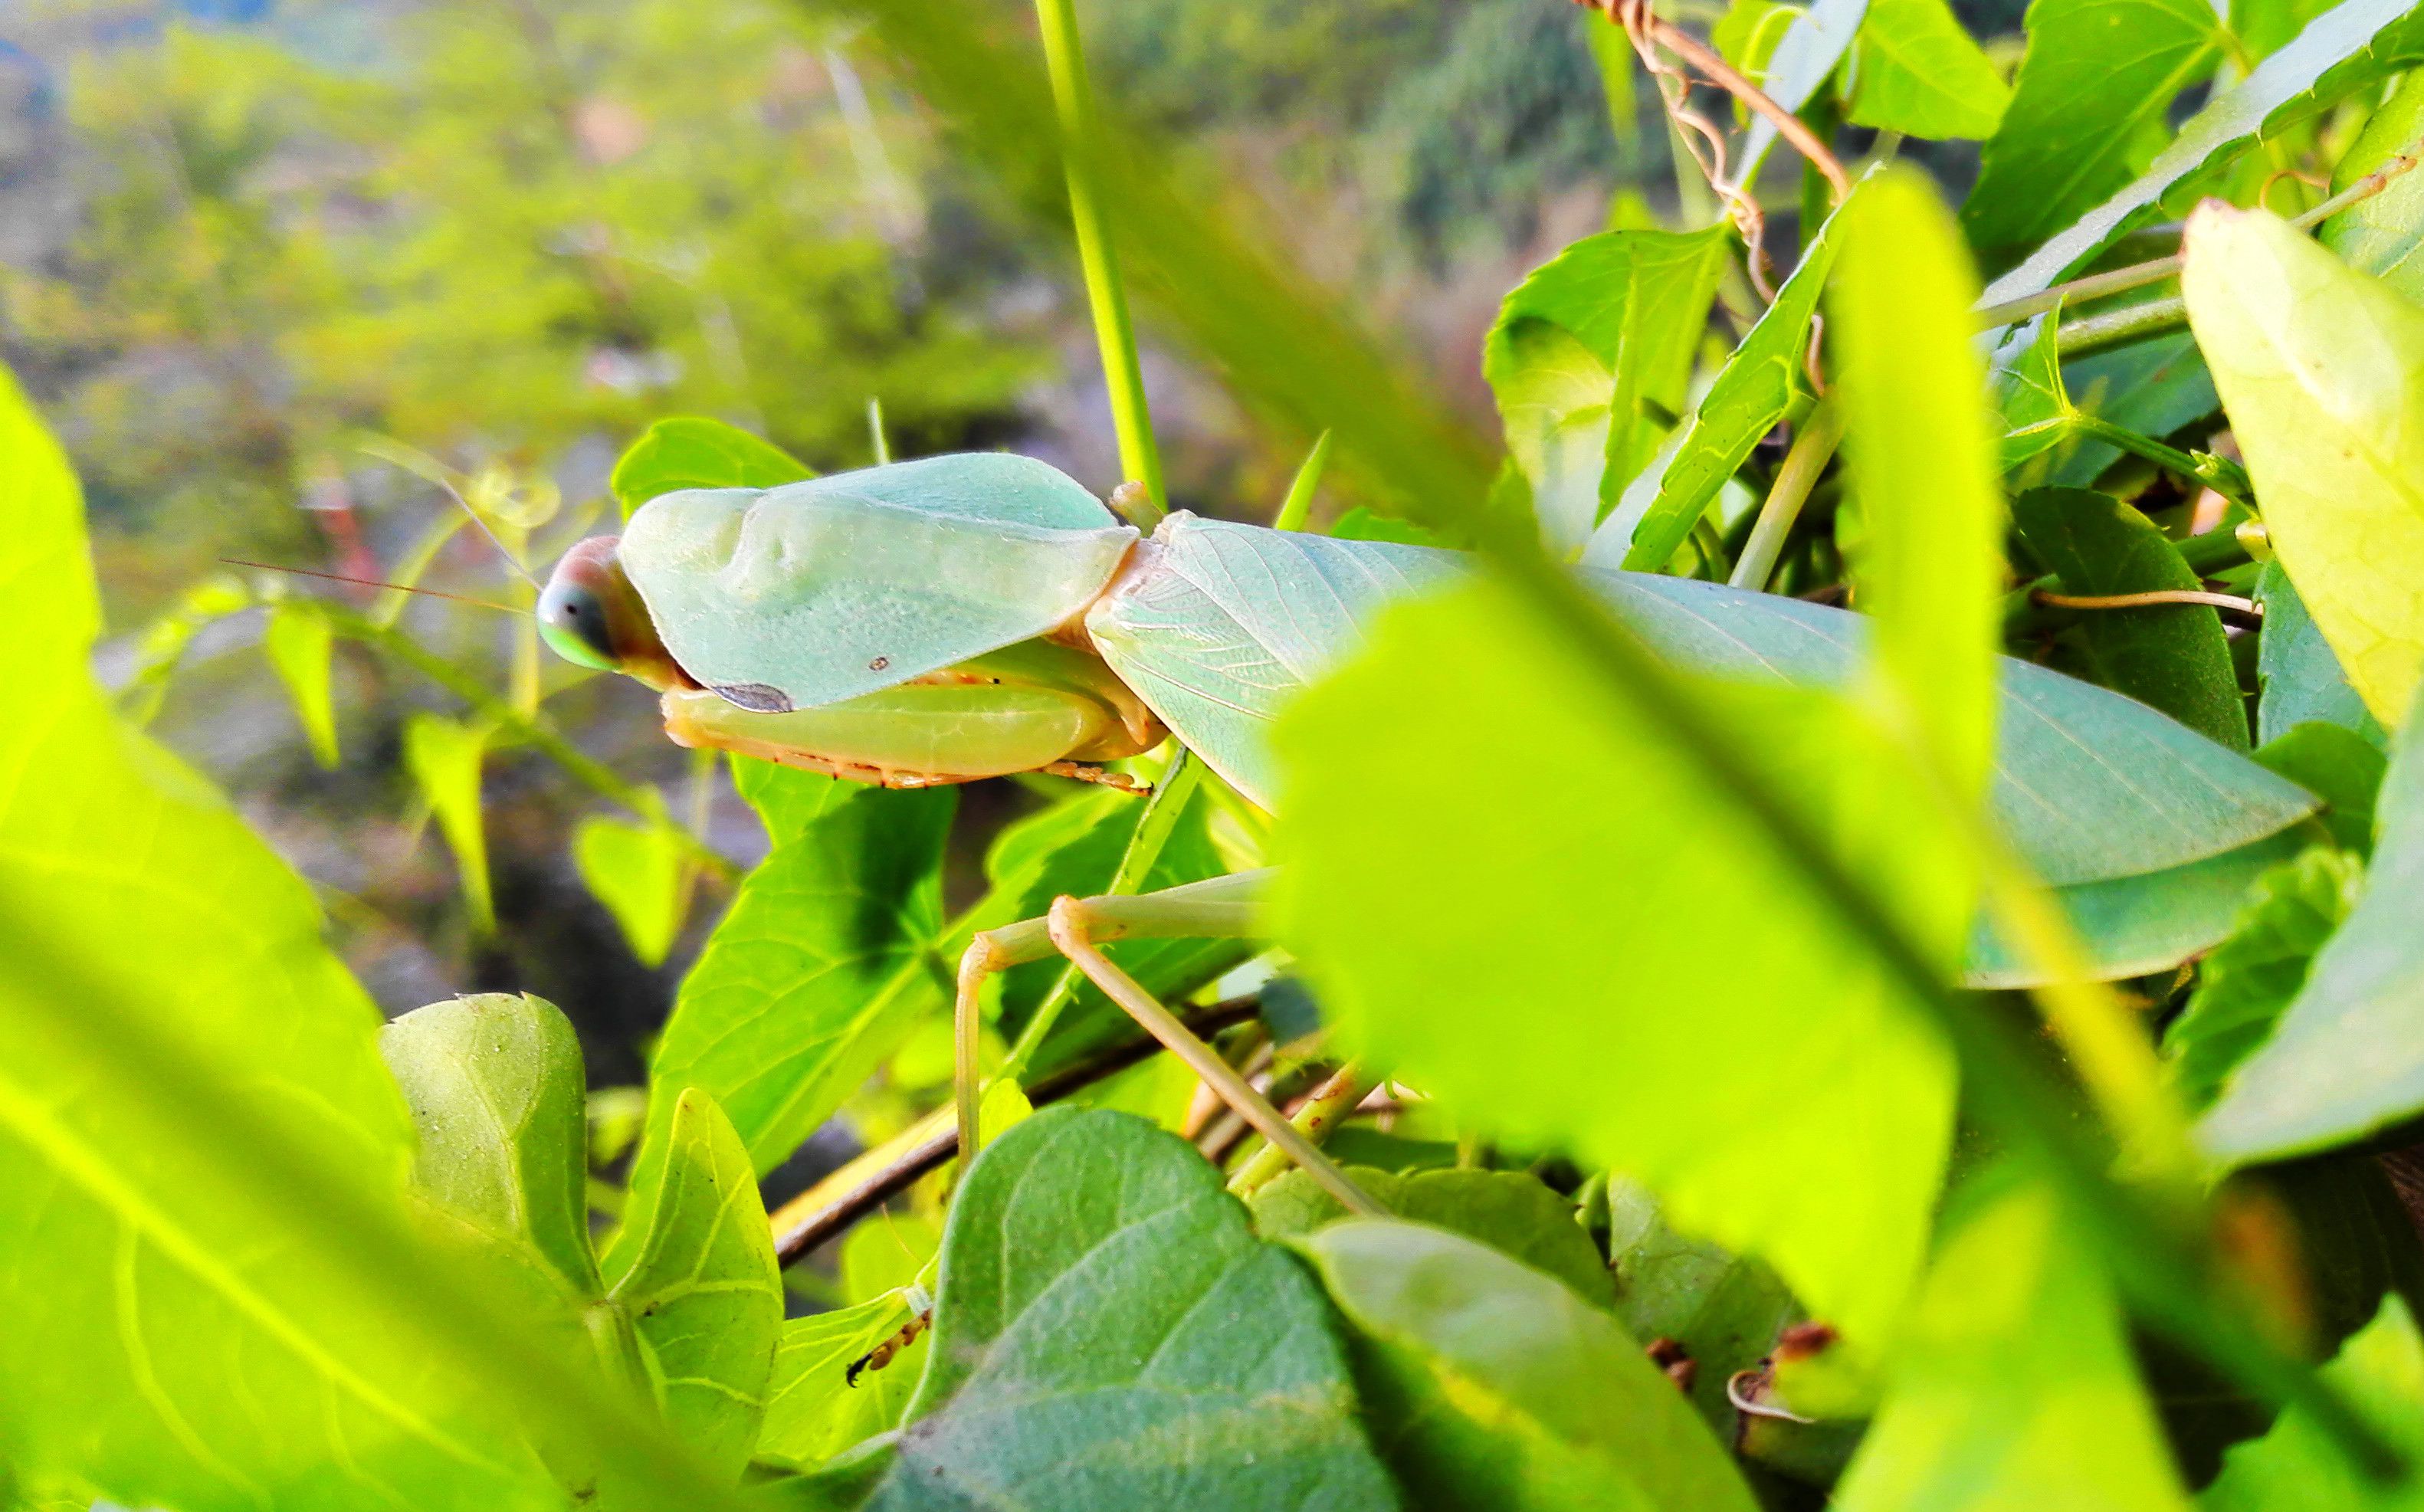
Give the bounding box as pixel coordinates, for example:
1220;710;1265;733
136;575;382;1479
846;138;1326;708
22;0;2424;1507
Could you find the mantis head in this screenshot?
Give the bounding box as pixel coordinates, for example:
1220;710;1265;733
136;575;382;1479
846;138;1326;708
537;536;687;690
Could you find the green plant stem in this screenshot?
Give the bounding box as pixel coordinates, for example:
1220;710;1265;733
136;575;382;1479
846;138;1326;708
1033;0;1165;517
2055;296;2189;358
316;604;734;884
1729;401;1842;592
2004;414;2254;508
1226;1061;1374;1199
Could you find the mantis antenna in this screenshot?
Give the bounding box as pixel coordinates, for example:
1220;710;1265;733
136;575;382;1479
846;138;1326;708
218;558;532;616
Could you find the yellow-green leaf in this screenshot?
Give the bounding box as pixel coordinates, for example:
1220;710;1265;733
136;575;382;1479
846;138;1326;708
404;713;495;932
573;813;689;968
264;600;340;768
2183;204;2424;726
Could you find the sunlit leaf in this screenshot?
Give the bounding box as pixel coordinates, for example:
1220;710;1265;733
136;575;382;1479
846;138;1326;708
1274;579;1957;1342
864;1107;1394;1508
1299;1220;1758;1512
404;712;495;933
381;992;601;1297
264;599;341;768
639;787;953;1175
1983;0;2424;305
2160;847;2360;1112
0;363;558;1508
1963;0;2225;256
1250;1166;1612;1305
574;812;690;968
2201;710;2424;1162
1833;1179;2192;1511
2203;1296;2424;1510
2014;487;2249;749
1842;0;2012;139
2183;203;2424;727
1483;228;1729;550
1835;168;2006;805
756;1294;926;1474
1615;202;1844;571
732;756;862;851
612;417;814;517
607;1087;783;1478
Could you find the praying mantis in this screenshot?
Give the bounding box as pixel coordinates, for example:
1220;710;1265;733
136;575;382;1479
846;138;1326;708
538;450;2318;1192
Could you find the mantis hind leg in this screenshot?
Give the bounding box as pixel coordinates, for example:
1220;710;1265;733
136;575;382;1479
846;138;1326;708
947;871;1383;1215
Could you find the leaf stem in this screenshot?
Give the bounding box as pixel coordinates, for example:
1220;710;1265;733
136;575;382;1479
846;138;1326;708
1728;400;1842;592
1225;1061;1374;1199
1033;0;1166;513
2035;587;2262;616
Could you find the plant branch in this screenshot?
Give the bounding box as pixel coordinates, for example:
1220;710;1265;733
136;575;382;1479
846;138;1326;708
1977;143;2422;330
1226;1061;1375;1198
2035;588;2262;616
771;995;1264;1264
1729;400;1842;592
1034;0;1166;517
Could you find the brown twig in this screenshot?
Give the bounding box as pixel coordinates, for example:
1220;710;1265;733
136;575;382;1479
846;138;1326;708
770;994;1264;1265
2033;588;2262;617
1582;0;1853;205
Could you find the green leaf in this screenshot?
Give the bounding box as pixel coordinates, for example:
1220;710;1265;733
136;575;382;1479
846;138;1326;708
607;1087;784;1478
756;1295;927;1474
1833;1179;2192;1511
380;992;602;1298
264;599;341;768
641;786;951;1175
574;812;690;968
1983;0;2424;306
1484;228;1730;549
2323;68;2424;300
2255;559;2391;748
2203;1296;2424;1510
2255;721;2388;852
612;418;814;517
1274;579;1957;1342
2201;713;2424;1161
2183;202;2424;728
1843;0;2012;139
732;756;864;851
1249;1166;1612;1305
2014;487;2250;749
863;1107;1394;1508
1298;1220;1759;1512
1617;201;1844;571
0;363;557;1507
2161;847;2360;1111
1963;0;2225;256
1606;1179;1802;1435
404;712;494;933
1836;168;2007;802
2048;333;2222;488
1993;313;2073;471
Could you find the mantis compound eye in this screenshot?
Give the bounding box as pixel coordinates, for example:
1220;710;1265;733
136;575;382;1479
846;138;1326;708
537;578;620;671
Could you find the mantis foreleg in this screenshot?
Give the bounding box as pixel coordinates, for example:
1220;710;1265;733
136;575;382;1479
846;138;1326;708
948;870;1384;1216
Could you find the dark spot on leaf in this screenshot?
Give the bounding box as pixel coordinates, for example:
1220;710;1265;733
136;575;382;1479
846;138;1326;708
869;655;890;671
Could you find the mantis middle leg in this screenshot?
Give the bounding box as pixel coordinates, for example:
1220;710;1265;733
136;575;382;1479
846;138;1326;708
950;870;1384;1215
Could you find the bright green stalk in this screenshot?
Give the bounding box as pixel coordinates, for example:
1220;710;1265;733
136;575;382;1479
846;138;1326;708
1032;0;1165;514
1273;430;1332;531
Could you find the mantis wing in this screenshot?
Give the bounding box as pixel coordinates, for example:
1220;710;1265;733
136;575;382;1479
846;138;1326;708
1086;516;2317;979
621;454;1136;711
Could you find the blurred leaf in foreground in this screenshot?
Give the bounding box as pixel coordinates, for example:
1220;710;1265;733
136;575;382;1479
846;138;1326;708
2203;1296;2424;1510
0;363;556;1506
2183;203;2424;728
2201;706;2424;1163
1833;1179;2191;1512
